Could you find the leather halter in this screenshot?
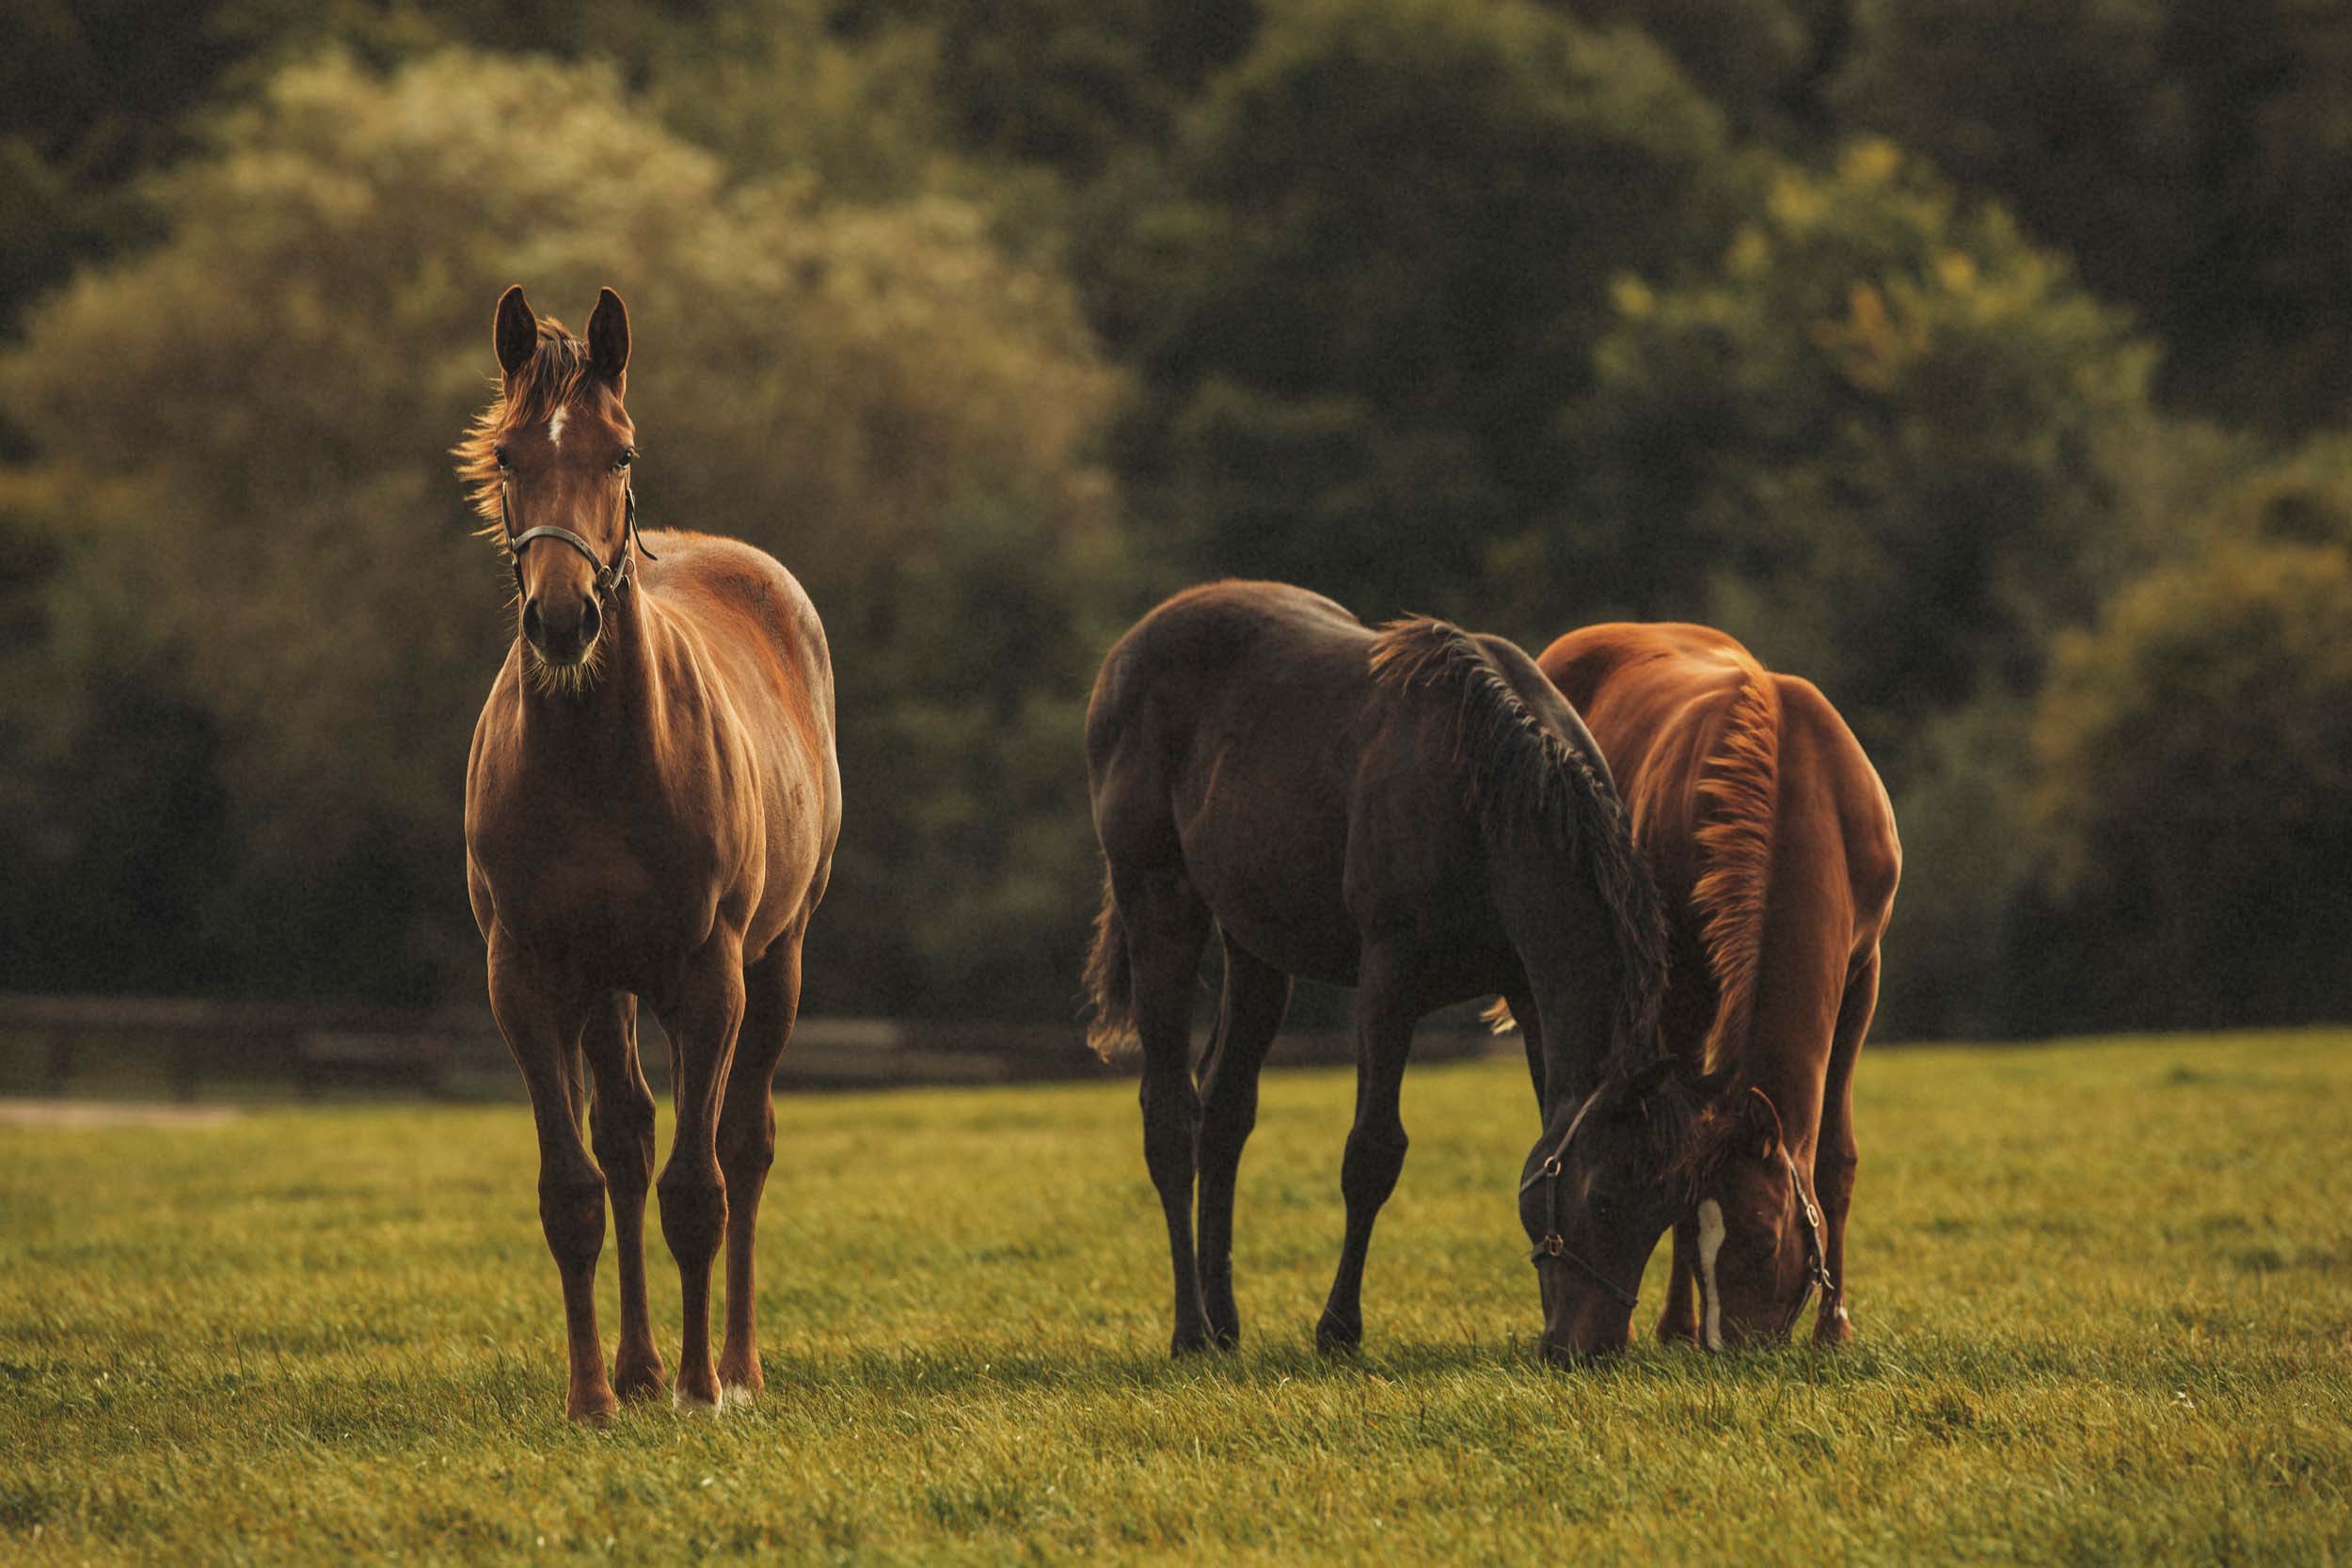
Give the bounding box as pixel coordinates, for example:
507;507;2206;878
1772;1142;1836;1338
1521;1084;1837;1333
1520;1086;1641;1309
503;477;655;601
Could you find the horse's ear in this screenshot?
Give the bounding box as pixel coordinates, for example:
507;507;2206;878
1741;1085;1786;1162
586;287;629;388
494;285;537;378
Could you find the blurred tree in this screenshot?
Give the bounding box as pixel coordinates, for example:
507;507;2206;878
1835;0;2352;433
1524;142;2153;768
0;49;1119;1009
1555;0;1838;144
2026;536;2352;1027
1076;0;1737;621
934;0;1260;175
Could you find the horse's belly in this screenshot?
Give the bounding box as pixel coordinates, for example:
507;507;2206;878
1184;849;1359;987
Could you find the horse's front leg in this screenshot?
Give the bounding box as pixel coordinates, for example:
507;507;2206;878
582;992;666;1402
1656;1220;1701;1346
1315;949;1420;1354
716;931;804;1401
657;941;746;1412
487;941;612;1424
1815;951;1878;1348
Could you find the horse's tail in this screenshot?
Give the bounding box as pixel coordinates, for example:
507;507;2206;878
1691;657;1782;1070
1368;620;1670;1078
1081;872;1137;1061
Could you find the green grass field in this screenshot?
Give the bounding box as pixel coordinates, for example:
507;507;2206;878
3;1031;2348;1566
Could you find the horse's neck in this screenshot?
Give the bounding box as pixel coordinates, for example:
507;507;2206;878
516;592;666;765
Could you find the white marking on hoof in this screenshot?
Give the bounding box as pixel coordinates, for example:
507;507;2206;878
548;407;569;447
673;1387;723;1418
1697;1198;1725;1352
719;1384;755;1411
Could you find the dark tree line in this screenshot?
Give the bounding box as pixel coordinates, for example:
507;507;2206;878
4;0;2348;1037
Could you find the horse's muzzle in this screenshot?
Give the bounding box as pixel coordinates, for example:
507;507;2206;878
523;592;601;666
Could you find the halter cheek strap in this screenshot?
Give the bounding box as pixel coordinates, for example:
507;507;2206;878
1776;1145;1835;1336
1520;1088;1642;1310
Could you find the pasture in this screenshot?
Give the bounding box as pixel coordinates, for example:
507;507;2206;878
3;1030;2347;1566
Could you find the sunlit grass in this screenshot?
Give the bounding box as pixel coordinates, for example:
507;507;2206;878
3;1032;2348;1565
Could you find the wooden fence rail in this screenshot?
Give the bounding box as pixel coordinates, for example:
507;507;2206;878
0;993;1504;1101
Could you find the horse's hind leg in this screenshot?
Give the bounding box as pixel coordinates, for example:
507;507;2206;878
657;941;747;1412
1814;949;1878;1347
487;941;614;1424
715;931;803;1401
1118;865;1214;1354
582;992;666;1402
1195;939;1291;1349
1316;950;1420;1355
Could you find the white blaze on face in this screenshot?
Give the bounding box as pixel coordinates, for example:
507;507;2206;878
548;406;569;448
1697;1198;1726;1352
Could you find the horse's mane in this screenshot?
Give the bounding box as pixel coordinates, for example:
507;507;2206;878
453;316;595;540
1690;655;1782;1075
1367;620;1673;1107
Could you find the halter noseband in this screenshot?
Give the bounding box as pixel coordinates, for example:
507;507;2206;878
1520;1088;1641;1310
503;478;655;602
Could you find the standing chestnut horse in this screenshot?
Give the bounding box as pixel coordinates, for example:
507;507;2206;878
1082;581;1682;1360
1510;624;1898;1357
460;286;840;1421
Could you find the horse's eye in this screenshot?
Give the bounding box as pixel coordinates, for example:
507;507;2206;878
494;446;512;471
614;450;634;472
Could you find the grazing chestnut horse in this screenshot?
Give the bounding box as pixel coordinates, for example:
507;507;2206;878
460;286;840;1421
1510;623;1899;1356
1082;580;1683;1361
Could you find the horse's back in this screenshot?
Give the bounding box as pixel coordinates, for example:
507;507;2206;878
1086;581;1381;985
640;530;834;726
1537;620;1898;975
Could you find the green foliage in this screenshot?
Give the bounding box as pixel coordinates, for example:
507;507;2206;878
1561;0;1828;142
1078;0;1736;620
2026;535;2352;1027
0;48;1117;1008
1835;0;2352;432
935;0;1260;174
1537;142;2153;761
4;1037;2351;1562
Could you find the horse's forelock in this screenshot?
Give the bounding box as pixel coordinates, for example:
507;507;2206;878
453;318;596;536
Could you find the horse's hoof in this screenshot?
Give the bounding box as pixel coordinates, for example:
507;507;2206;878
1313;1315;1362;1356
1655;1320;1701;1349
716;1354;765;1398
1169;1329;1213;1358
1813;1305;1856;1349
613;1354;670;1402
566;1387;620;1427
672;1369;724;1417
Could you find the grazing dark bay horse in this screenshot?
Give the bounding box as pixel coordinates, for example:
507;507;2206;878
460;286;840;1422
1511;623;1899;1355
1082;580;1682;1360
